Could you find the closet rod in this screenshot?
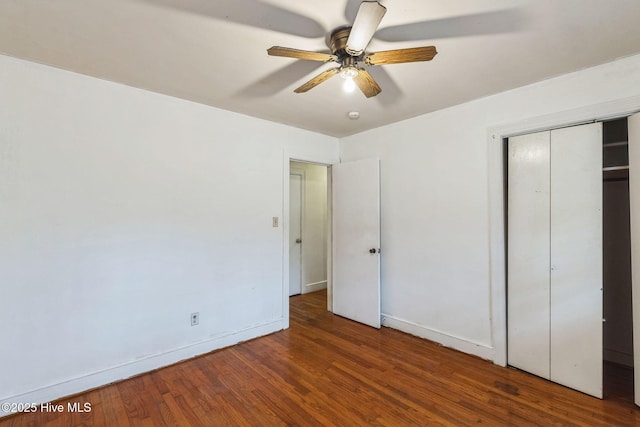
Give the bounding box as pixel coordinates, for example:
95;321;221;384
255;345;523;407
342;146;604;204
603;141;628;148
603;165;629;172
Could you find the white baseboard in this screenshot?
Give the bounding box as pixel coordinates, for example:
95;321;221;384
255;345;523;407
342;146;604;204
0;319;284;418
604;348;634;367
381;314;494;361
303;280;327;294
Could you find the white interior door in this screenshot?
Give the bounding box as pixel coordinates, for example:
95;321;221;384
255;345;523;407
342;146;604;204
332;158;381;328
628;112;640;406
549;123;603;399
507;131;551;380
289;171;303;296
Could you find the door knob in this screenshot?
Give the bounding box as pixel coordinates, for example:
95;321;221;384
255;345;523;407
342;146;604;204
369;248;378;254
296;238;302;244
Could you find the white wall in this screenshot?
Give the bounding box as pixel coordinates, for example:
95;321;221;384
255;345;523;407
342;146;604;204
290;162;328;293
0;54;338;411
340;53;640;361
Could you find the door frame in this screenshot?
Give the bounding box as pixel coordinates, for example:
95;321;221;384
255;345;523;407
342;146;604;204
488;95;640;366
282;151;333;329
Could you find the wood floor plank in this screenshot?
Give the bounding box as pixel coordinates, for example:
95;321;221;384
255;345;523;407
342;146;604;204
98;385;131;427
2;289;640;426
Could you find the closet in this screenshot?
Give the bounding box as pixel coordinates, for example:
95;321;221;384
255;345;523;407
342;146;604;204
507;122;603;398
505;111;640;405
508;113;640;403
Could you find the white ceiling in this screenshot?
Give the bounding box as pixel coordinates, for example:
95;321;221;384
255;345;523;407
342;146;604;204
2;0;640;137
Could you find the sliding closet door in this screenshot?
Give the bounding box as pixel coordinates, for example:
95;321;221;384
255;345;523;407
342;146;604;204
507;131;551;379
549;123;603;398
628;112;640;406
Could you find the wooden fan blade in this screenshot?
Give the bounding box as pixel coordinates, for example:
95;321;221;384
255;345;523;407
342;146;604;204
346;1;387;55
268;47;338;63
365;46;438;66
294;68;340;93
353;68;381;98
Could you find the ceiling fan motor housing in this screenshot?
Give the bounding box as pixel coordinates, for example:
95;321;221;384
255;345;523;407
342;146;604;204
329;27;360;61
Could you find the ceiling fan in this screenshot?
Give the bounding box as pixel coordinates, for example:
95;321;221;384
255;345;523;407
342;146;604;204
267;1;437;98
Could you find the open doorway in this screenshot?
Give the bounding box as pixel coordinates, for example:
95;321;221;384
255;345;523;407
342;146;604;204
288;160;330;312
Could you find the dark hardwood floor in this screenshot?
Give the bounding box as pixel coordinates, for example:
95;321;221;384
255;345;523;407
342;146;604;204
2;289;640;426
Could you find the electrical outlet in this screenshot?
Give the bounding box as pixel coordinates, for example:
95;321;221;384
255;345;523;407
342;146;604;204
191;312;199;326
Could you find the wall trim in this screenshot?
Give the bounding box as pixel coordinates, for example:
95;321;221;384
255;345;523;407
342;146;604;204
304;280;327;294
0;319;283;417
604;348;634;368
381;314;494;361
487;94;640;367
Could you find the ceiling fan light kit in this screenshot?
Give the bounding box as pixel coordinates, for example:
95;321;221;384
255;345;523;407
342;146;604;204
267;1;438;99
339;66;359;80
339;57;359;92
